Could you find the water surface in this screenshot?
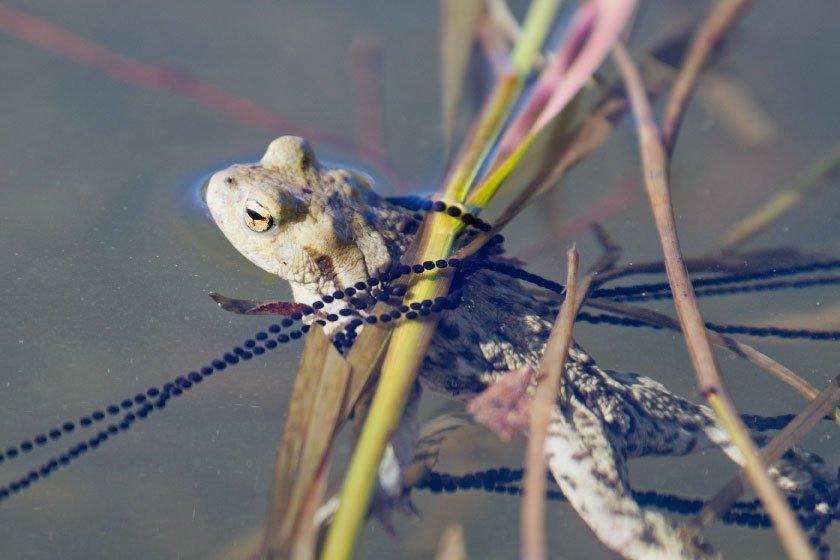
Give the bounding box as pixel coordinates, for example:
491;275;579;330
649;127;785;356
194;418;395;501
1;1;838;558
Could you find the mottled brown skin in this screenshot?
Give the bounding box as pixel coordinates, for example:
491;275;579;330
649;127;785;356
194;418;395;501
206;137;835;560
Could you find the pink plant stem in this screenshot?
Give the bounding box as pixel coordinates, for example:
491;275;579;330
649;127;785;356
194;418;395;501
494;2;599;165
531;0;637;132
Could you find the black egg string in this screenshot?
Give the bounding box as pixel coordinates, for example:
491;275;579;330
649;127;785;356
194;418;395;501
417;468;760;518
468;267;840;342
575;310;840;342
607;260;840;298
703;322;840;341
590;260;840;301
417;467;836;556
0;259;808;501
473;262;840;341
388;197;840;341
609;276;840;303
416;467;835;522
0;206;496;478
386;195;494;232
0;252;481;498
476;261;840;341
1;197;835;504
0;319;314;495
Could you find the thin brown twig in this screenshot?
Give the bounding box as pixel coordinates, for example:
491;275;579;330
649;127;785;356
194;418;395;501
612;43;814;559
585;299;820;401
522;247;580;560
716;146;840;253
693;375;840;528
661;0;754;152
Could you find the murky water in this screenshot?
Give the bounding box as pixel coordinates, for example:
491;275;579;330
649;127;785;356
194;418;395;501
1;1;838;558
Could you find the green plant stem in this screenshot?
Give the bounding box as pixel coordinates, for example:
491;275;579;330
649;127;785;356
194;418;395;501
320;2;562;557
320;213;462;560
444;74;524;203
468;132;537;209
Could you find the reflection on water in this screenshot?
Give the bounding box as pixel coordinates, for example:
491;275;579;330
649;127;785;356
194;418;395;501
0;1;838;559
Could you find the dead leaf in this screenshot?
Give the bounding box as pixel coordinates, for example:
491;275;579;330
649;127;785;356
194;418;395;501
209;292;310;316
467;365;534;441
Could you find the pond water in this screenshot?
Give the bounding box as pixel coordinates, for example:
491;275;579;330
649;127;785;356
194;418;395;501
1;1;838;559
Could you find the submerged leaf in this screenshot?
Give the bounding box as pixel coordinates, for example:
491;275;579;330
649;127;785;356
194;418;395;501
699;72;778;145
208;292;310;316
404;411;473;487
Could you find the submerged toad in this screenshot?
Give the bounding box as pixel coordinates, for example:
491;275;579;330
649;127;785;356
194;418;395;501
206;136;835;560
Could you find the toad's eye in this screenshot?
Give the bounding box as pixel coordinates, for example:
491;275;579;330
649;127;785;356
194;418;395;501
244;200;274;232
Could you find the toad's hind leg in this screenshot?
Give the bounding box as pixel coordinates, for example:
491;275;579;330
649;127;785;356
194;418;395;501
699;417;839;514
545;401;718;560
611;366;838;515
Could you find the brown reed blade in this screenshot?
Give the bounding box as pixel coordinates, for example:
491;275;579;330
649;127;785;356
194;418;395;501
699;73;778;145
263;327;352;559
717;146;840;253
435;524;469;560
613;42;814;559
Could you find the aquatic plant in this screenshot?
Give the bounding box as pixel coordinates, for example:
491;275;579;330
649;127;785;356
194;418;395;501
2;1;839;559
